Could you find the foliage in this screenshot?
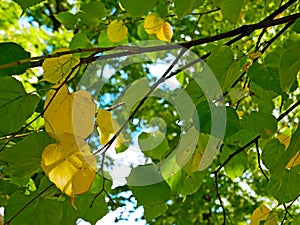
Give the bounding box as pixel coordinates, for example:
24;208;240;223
0;0;300;225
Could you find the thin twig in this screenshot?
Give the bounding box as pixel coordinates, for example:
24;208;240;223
255;140;269;180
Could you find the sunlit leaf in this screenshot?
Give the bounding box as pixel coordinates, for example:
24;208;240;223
107;20;128;43
96;108;124;148
42;48;80;84
250;204;271;225
174;0;204;18
41;133;97;198
119;0;158;17
156;22;173;42
143;13;164;35
44;85;96;140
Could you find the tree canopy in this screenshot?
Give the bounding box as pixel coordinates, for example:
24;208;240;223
0;0;300;224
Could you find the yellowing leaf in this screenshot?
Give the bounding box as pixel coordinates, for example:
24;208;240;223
42;48;80;84
286;151;300;169
143;13;164;35
277;134;291;149
250;204;271;225
96;108;124;148
156;22;173;42
41;133;97;197
44;85;96;140
107;20;128;43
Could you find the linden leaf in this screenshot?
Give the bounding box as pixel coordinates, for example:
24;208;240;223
42;48;80;84
143;13;164;35
44;85;96;140
96;108;124;148
156;22;173;42
41;133;97;198
107;20;128;43
250;204;271;225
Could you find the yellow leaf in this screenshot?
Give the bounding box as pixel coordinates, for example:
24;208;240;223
286;151;300;169
143;13;164;35
44;85;96;140
250;204;271;225
42;48;80;84
96;108;124;148
156;22;173;42
107;20;128;43
248;52;262;59
41;133;97;197
277;134;290;149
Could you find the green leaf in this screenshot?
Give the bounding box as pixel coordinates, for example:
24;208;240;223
75;192;107;224
120;0;159;17
220;0;244;22
0;77;40;136
292;18;300;33
138;131;169;160
174;171;204;196
0;132;54;177
144;203;168;221
268;166;300;203
279;44;300;92
13;0;44;12
221;146;247;179
78;1;106;26
247;111;277;138
0;42;30;76
248;61;281;94
207;45;239;92
5;192;63;225
174;0;204;18
261;139;285;173
128;165;171;206
54;12;78;30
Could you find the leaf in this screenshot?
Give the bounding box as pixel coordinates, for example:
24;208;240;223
5;192;63;225
78;1;106;26
107;20;128;43
96;108;124;148
173;171;204;196
268;166;300;203
44;85;96;140
42;48;80;84
174;0;204;18
221;146;247;180
279;44;300;92
143;13;164;35
293;18;300;33
220;0;244;22
261;139;285;173
119;0;158;17
0;132;54;177
247;111;277;138
156;22;173;42
75;192;108;224
54;12;78;30
206;45;240;92
144;204;168;221
138;131;169;160
0;42;30;76
265;210;278;225
250;204;271;225
0;77;39;136
40;133;97;198
13;0;44;13
248;61;282;94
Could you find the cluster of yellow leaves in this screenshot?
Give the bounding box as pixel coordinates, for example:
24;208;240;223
41;85;97;198
106;13;173;43
144;13;173;42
